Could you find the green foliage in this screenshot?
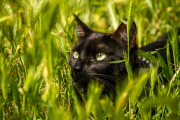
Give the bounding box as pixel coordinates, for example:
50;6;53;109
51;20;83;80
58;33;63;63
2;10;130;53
0;0;180;119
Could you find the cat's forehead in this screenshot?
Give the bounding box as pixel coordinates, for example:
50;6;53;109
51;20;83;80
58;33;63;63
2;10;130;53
87;32;110;40
72;33;118;54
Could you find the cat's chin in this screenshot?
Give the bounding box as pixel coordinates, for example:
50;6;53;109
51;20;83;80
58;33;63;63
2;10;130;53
74;79;89;94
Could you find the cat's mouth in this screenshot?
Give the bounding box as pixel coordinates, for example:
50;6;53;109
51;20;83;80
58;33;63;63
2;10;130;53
74;77;89;83
74;78;89;94
73;73;117;95
72;69;88;81
72;71;94;94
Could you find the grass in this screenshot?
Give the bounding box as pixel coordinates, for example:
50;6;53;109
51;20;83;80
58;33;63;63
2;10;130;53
0;0;180;119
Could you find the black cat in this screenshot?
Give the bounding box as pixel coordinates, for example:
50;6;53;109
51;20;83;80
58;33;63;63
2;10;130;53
68;14;179;97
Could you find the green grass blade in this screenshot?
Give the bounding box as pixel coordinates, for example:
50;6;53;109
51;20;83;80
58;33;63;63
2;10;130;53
2;25;14;44
124;51;133;117
138;50;158;66
166;38;174;78
0;96;2;119
140;98;174;120
0;54;9;100
127;0;134;61
72;89;87;120
11;83;20;114
171;26;179;71
130;72;149;106
109;60;125;64
124;51;133;80
0;0;180;119
156;51;171;80
150;64;158;97
107;0;119;30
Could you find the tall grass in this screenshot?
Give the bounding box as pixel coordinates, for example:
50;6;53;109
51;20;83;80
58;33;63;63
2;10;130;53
0;0;180;119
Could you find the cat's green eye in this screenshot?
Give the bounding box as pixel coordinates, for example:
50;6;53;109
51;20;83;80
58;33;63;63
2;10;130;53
73;51;79;59
96;52;106;61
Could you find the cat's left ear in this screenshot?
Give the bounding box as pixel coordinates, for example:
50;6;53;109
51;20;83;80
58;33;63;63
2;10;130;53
73;14;93;38
111;22;137;49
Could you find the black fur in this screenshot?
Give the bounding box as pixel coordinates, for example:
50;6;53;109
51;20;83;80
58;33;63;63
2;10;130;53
69;14;137;95
68;14;180;97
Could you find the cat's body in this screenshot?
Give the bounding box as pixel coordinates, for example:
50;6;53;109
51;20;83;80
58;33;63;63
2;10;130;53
68;14;180;97
140;28;180;64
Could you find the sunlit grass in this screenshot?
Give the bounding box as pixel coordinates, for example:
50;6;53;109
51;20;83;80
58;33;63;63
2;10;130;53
0;0;180;119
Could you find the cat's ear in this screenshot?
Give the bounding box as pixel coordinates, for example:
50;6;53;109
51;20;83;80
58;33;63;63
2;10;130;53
111;22;137;49
73;14;93;38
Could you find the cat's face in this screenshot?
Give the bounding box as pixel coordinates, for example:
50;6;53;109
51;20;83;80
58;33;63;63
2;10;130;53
68;14;137;94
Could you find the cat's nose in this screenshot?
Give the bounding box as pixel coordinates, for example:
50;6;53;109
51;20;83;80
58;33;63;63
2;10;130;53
74;66;82;74
74;60;83;74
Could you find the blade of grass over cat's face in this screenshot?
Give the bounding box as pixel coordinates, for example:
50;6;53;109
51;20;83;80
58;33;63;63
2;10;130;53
124;52;133;80
109;60;125;64
127;0;134;61
124;51;133;117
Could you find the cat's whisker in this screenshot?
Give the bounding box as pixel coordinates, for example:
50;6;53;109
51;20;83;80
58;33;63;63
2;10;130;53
95;74;119;82
93;73;124;85
85;74;116;93
100;76;121;86
96;77;117;92
86;72;124;87
94;77;111;94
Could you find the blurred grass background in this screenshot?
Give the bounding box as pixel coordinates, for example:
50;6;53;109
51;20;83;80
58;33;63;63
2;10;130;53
0;0;180;119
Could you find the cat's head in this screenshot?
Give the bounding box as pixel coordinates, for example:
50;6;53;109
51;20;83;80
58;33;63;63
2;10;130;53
68;14;137;94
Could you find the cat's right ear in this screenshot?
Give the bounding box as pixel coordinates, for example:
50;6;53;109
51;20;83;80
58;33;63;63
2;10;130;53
73;14;93;38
